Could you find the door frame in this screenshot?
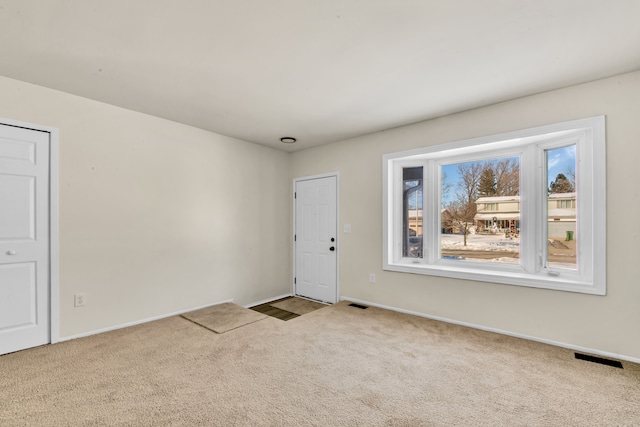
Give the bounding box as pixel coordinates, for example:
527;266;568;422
1;118;59;345
292;172;340;303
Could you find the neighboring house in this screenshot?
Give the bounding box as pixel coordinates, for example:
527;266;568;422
405;208;423;257
406;208;422;236
547;192;577;239
474;195;521;233
474;193;576;238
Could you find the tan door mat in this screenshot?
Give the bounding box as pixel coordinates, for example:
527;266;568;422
181;302;268;333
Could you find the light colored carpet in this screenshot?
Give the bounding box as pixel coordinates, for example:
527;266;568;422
271;297;326;315
2;301;639;426
181;302;268;333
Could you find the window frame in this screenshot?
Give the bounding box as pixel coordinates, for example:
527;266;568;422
382;116;606;295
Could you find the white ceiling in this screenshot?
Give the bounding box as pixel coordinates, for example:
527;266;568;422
0;1;639;152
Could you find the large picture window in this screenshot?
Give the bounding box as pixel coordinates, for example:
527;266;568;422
383;116;606;295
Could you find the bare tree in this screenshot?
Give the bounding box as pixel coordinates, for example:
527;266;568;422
457;162;483;204
566;167;576;190
441;171;452;208
443;162;483;246
493;158;520;196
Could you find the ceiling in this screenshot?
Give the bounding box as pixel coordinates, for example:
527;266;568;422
0;1;639;152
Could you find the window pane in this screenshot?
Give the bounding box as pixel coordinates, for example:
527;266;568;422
546;145;577;269
441;156;520;264
403;167;422;258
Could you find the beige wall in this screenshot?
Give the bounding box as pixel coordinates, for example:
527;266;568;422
292;71;640;360
0;76;292;338
2;70;639;360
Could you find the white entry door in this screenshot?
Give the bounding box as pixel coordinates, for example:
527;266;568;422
0;124;50;355
294;175;338;303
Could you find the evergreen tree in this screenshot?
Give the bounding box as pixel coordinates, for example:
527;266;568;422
549;173;574;193
478;168;496;197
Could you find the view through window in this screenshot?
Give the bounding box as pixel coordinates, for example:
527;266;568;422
441;156;520;264
383;116;604;294
546;145;577;269
438;148;577;268
403;167;423;258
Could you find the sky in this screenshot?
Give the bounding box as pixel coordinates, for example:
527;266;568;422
440;145;576;206
546;145;576;187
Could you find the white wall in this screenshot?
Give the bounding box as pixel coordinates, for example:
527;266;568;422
292;71;640;360
0;76;292;338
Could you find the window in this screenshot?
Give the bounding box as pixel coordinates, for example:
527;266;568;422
558;200;574;209
441;155;520;265
403;167;423;258
383;116;606;295
546;146;577;270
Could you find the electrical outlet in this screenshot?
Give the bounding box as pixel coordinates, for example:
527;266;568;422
74;293;86;307
369;273;376;283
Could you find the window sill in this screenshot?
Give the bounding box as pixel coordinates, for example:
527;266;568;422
383;262;604;295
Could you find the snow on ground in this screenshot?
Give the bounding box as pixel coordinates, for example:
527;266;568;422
440;234;575;268
440;233;520;252
440;234;520;264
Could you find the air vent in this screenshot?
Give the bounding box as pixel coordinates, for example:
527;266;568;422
349;303;368;309
575;352;623;369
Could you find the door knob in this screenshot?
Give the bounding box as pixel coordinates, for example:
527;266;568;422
6;250;17;255
329;246;335;251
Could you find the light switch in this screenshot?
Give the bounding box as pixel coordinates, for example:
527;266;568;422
344;224;351;233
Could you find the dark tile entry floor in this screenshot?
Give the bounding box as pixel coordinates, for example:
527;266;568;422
249;297;299;321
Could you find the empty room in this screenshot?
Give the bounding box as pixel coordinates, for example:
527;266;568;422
1;1;639;425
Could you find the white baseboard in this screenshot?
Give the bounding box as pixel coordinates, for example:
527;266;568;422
340;296;640;365
245;293;292;308
58;298;234;342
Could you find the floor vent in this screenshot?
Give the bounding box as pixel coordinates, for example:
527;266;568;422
349;303;368;309
574;352;623;369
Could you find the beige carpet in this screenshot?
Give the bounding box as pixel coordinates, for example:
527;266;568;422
181;302;268;333
271;297;327;315
2;301;639;426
